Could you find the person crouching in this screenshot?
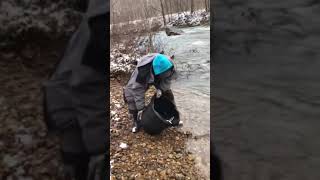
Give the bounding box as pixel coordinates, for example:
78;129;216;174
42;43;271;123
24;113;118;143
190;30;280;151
123;53;176;133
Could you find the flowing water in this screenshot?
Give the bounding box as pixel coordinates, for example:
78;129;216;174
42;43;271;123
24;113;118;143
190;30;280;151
155;26;210;178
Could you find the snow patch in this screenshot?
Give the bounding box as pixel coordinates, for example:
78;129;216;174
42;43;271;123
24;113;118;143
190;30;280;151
119;142;128;149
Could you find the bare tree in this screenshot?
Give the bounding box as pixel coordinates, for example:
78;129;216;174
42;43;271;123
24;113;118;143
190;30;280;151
190;0;194;14
205;0;210;12
164;0;169;21
159;0;166;26
179;0;182;12
205;0;208;12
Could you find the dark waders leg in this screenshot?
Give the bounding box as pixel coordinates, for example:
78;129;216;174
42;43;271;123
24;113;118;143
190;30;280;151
129;110;141;133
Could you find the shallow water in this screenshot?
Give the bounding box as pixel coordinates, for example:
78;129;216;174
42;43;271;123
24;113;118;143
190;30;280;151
155;26;210;178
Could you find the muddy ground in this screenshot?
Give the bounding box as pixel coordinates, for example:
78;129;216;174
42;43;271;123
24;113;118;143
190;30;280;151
110;77;206;180
0;41;68;180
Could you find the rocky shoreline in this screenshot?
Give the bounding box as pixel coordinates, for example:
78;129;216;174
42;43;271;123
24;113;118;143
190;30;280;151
110;78;206;180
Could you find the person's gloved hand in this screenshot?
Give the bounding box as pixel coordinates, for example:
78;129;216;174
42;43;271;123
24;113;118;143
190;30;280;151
137;109;144;121
156;89;162;98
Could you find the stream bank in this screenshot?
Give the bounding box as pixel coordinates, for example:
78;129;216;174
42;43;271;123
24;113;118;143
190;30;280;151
110;78;206;180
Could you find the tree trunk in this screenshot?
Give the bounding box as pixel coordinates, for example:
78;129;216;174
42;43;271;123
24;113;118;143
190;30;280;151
190;0;194;14
164;0;168;21
159;0;166;26
168;0;172;22
149;33;154;53
204;0;208;12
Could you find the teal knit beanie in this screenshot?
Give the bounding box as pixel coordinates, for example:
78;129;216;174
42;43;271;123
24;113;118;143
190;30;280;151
152;54;173;75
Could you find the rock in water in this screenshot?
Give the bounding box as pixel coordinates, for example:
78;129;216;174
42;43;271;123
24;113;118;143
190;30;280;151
165;26;184;36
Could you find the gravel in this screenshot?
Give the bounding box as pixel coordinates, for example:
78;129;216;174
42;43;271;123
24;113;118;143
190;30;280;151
110;79;206;179
0;43;66;180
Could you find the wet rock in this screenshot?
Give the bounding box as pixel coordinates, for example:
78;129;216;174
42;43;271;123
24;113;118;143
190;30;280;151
134;173;144;180
16;134;33;147
174;148;182;153
165;26;184;36
184;131;192;137
148;170;155;176
3;155;19;168
188;155;195;161
175;153;182;159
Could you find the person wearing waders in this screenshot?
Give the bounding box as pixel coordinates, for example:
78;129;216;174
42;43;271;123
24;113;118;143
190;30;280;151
42;0;108;179
123;53;179;133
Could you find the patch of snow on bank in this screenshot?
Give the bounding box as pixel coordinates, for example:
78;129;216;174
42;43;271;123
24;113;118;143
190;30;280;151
110;45;141;76
111;9;210;33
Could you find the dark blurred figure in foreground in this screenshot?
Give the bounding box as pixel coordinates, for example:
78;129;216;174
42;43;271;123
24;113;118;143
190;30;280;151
43;0;108;179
